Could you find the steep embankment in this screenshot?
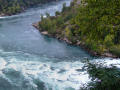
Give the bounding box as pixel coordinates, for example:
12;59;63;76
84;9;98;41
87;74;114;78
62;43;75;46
34;0;120;58
0;0;57;16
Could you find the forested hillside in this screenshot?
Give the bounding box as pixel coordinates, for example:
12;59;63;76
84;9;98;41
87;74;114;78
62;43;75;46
37;0;120;57
0;0;57;15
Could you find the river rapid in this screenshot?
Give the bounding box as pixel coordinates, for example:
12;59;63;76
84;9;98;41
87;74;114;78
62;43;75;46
0;0;120;90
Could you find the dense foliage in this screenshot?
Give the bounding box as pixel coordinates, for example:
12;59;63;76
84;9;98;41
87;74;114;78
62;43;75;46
38;0;120;57
0;0;57;15
81;62;120;90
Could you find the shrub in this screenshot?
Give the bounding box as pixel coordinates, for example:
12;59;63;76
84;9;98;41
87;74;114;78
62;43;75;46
104;35;114;48
55;11;60;16
81;62;120;90
110;45;120;57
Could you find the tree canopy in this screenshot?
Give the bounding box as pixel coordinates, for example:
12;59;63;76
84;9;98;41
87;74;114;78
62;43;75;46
38;0;120;57
0;0;57;15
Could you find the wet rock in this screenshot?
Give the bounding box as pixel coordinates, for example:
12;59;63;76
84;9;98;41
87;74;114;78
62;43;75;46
63;37;72;44
32;23;39;29
76;40;81;45
101;53;117;58
41;31;48;35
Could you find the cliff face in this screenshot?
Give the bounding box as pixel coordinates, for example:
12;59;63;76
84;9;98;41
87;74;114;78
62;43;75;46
0;0;57;16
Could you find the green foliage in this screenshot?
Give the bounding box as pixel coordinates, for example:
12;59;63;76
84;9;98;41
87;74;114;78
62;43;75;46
38;0;120;88
65;27;72;39
0;0;56;15
39;16;57;35
55;11;60;16
104;35;114;48
62;3;67;12
39;0;120;57
110;45;120;57
71;0;120;54
46;12;50;18
82;62;120;90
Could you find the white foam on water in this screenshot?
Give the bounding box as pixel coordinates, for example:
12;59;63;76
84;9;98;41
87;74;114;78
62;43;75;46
0;58;7;71
93;58;120;68
0;17;5;19
0;50;120;90
1;58;91;90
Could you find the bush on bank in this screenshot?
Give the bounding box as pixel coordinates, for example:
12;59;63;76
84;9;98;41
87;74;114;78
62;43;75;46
38;0;120;57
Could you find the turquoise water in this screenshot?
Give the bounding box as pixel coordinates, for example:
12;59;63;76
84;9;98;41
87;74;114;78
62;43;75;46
0;0;119;90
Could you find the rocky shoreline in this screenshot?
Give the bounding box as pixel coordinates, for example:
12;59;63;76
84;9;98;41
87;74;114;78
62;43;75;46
0;9;24;17
0;13;5;17
0;0;58;17
33;23;118;58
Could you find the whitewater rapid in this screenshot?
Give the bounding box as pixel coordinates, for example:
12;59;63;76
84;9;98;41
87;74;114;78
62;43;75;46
0;49;120;90
0;0;120;90
0;49;91;90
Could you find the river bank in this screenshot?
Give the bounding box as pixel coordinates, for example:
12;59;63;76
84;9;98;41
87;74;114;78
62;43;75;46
0;0;58;16
33;22;118;58
0;1;94;89
1;0;120;89
33;0;120;58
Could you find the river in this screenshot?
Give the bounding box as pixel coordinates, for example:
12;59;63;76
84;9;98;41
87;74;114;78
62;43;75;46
0;0;119;90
